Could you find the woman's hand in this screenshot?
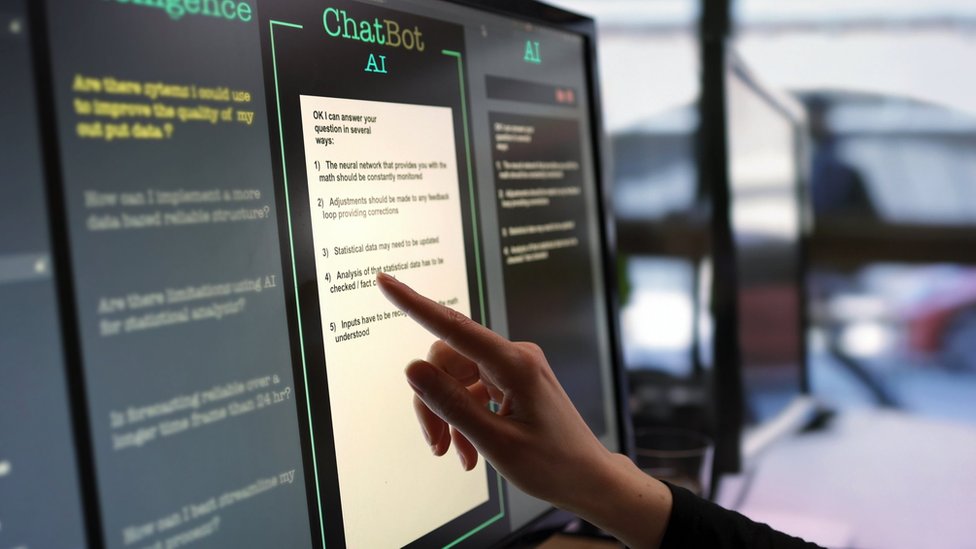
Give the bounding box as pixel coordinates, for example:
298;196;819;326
377;272;672;549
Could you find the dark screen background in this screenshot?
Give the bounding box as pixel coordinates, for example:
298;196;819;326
490;112;608;436
41;1;313;546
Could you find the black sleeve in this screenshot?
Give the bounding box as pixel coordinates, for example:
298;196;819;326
659;482;825;549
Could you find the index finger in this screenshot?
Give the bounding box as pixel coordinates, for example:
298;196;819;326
377;272;515;369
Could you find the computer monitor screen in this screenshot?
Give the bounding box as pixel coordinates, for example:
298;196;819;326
725;55;808;426
22;0;625;547
261;0;622;545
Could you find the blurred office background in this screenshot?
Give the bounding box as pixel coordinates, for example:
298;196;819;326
550;1;976;547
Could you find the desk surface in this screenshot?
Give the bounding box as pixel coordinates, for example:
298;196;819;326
731;409;976;548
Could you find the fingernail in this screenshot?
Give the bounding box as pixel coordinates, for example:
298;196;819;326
376;272;395;297
376;271;399;287
405;360;436;397
458;452;468;470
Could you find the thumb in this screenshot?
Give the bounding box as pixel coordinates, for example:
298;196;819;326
405;360;499;448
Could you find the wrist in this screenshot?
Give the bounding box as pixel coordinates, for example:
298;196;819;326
564;452;673;549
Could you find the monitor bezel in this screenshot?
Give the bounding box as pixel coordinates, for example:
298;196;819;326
722;49;816;468
724;48;812;402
